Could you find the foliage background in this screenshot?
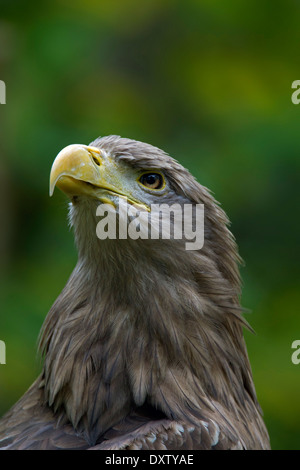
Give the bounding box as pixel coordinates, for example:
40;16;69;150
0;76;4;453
0;0;299;450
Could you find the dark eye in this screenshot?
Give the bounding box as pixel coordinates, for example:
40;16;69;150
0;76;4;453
139;173;164;190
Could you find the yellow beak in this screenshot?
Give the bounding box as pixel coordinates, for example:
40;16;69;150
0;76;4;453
49;144;103;197
49;144;150;211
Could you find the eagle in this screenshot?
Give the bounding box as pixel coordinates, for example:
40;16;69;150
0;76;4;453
0;136;270;450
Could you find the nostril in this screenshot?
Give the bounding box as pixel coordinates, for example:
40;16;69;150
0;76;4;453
92;156;101;166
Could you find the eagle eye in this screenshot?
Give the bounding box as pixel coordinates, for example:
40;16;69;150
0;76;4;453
139;172;164;190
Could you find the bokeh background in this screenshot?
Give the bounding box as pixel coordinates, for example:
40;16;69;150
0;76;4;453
0;0;299;450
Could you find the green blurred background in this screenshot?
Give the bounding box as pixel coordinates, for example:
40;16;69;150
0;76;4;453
0;0;299;449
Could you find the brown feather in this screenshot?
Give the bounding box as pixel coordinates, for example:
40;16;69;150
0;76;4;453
0;136;270;449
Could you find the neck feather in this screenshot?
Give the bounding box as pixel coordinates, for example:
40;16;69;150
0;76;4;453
39;199;260;446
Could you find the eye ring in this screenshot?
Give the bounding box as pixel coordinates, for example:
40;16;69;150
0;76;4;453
138;172;165;190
